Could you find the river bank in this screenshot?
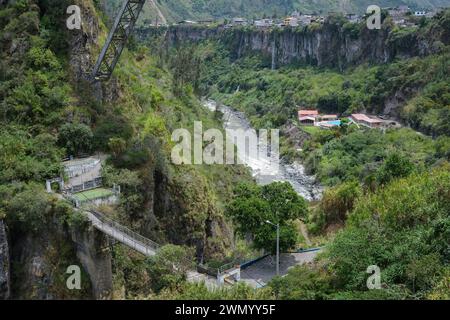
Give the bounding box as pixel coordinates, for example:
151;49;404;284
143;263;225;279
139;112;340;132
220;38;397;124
203;99;323;201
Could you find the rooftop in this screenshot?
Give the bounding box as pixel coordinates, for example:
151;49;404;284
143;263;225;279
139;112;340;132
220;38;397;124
298;109;319;116
321;114;338;119
299;116;316;121
351;113;383;123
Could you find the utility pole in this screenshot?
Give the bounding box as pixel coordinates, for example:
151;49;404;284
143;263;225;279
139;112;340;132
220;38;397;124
266;220;280;276
276;223;279;276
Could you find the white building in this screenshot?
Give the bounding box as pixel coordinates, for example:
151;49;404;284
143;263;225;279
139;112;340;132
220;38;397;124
232;17;248;26
346;13;360;23
298;15;313;25
284;17;299;27
254;19;273;28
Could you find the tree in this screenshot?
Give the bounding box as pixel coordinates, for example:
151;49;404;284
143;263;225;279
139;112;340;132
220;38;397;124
406;253;443;293
227;182;308;253
376;152;414;186
154;281;274;300
427;267;450;300
145;245;195;293
5;184;52;233
108;137;127;158
58;123;93;156
93;114;133;151
102;166;143;216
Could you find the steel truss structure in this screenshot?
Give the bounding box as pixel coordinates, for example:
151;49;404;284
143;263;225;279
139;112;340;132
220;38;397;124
91;0;146;81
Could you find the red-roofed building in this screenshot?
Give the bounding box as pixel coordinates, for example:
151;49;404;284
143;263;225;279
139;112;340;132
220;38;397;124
350;114;383;128
298;109;319;117
318;114;338;121
298;109;319;126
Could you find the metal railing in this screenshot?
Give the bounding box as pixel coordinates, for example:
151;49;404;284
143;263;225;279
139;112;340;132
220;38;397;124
65;177;103;194
83;210;243;281
218;261;242;274
198;259;246;277
88;210;160;255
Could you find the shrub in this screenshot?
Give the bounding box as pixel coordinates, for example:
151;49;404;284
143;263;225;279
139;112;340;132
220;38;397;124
145;245;194;293
58;123;93;156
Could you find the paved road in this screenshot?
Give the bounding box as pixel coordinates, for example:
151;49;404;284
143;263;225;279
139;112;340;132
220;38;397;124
240;251;320;288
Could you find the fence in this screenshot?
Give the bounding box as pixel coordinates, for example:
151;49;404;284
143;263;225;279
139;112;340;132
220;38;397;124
200;255;262;277
196;264;219;277
64;158;101;179
65;177;103;193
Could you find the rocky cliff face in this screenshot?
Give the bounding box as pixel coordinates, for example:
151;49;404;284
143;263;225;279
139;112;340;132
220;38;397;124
0;221;10;300
68;0;121;103
144;19;446;69
71;227;113;300
8;218;107;299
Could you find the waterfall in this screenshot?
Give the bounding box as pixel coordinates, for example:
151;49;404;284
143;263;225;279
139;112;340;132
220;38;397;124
271;39;276;70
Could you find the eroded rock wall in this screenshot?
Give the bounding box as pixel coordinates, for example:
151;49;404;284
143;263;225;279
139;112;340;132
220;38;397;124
145;18;447;69
0;221;10;300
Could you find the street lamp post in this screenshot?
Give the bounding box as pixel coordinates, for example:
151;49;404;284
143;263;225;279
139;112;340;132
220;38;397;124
266;220;280;276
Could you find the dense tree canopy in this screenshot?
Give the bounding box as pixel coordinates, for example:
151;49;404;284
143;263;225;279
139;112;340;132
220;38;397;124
227;182;308;253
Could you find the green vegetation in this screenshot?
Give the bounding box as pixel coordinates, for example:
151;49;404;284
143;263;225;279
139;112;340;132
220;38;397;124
153;281;273;300
0;0;255;299
326;166;450;297
1;0;449;300
145;245;195;293
58;123;94;156
196;43;450;138
227;182;308;253
267;165;450;300
304;128;444;187
150;165;450;300
150;8;450;301
268;265;333;300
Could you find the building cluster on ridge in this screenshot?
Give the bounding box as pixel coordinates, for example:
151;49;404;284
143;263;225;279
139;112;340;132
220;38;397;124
170;6;445;29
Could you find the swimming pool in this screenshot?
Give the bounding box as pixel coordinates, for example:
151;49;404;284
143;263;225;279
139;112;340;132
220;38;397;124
321;120;341;126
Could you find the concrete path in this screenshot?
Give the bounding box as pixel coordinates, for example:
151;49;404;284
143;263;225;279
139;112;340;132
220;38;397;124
240;251;320;288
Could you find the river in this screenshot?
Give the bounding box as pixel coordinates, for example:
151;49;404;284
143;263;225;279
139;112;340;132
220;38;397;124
204;100;323;201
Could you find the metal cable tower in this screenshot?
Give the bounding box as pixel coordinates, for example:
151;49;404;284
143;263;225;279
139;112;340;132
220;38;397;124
91;0;146;81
